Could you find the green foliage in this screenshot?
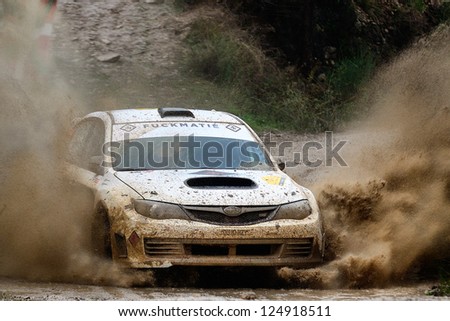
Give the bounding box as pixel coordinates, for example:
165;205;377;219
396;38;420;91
428;270;450;297
328;50;376;98
227;107;283;133
435;3;450;23
180;0;450;133
185;18;352;132
407;0;427;13
186;19;277;87
438;280;450;296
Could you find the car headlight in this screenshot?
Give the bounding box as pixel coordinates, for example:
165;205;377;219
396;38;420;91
133;199;189;220
274;200;312;220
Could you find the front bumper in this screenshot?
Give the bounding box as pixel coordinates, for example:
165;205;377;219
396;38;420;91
109;209;324;268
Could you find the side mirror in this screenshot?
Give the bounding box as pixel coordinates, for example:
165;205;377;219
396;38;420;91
89;156;105;175
277;161;286;172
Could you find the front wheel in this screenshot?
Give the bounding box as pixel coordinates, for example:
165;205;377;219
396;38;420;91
91;206;112;259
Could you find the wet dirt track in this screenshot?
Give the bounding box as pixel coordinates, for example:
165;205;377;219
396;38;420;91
0;277;442;301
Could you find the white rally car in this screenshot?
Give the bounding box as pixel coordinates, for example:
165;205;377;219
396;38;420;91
67;108;324;268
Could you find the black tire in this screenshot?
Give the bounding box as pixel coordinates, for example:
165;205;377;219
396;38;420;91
91;206;112;259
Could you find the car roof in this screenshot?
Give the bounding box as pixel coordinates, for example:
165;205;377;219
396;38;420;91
104;108;243;125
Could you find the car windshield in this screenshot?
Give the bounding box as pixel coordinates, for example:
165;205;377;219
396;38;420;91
110;136;273;171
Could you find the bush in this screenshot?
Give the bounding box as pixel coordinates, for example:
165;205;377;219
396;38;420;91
185;13;388;132
186;20;313;131
186;19;277;86
329;50;376;98
428;278;450;297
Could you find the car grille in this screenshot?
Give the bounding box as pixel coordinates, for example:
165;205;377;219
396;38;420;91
144;238;314;258
190;244;278;256
182;206;278;226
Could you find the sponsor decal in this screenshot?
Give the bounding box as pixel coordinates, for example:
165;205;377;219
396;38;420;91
226;124;241;132
262;175;286;186
143;123;220;129
120;124;137;132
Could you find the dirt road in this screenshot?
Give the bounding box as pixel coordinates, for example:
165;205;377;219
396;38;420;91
0;276;442;301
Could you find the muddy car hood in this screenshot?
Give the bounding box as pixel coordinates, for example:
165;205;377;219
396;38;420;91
114;170;307;206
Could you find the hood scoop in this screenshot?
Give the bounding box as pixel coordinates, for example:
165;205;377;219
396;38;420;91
186;177;257;189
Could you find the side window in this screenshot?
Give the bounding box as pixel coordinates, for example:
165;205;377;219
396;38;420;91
68;118;105;171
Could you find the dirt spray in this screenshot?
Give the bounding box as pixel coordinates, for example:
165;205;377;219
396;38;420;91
0;2;153;287
280;25;450;289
